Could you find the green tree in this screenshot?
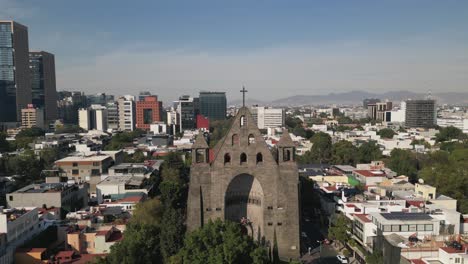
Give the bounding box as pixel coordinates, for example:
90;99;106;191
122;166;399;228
328;214;351;249
209;118;233;147
309;132;332;164
331;140;358;165
39;148;60;169
436;126;466;142
366;250;383;264
377;128;396;139
105;130;144;150
411;139;431;149
0;132;12;152
357;141;382;163
16;127;45;138
160;208;185;261
387;149;418;180
177;219;269;264
54;124;84;134
7;150;44;188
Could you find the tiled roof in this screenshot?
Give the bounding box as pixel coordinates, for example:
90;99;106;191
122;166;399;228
355;214;372;223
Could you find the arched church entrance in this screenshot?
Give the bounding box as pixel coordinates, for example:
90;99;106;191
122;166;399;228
224;174;264;240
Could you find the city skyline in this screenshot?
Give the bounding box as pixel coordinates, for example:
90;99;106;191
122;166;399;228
1;0;468;102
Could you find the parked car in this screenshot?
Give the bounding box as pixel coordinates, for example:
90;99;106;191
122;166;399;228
337;255;348;263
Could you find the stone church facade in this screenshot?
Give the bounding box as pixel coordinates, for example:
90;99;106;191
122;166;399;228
187;107;300;260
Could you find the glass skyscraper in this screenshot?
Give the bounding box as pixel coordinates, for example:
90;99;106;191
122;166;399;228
0;21;31;123
29;51;57;122
199;92;226;121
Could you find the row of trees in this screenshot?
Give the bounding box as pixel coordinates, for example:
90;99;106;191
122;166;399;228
297;132;382;165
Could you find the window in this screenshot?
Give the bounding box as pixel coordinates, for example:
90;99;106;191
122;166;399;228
232;134;239;145
409;225;417;232
256;153;263;163
9;196;13;201
240;115;246;127
283;149;291;161
72;162;78;167
224;153;231;164
425;224;433;231
240;153;247;164
196;149;205;163
248;134;255;144
391;225;400;232
401;225;409;232
277;222;282;226
72;169;79;175
455;258;461;263
383;225;391;232
143;108;153;124
417;225;425;231
91;169;100;176
92;162;100;166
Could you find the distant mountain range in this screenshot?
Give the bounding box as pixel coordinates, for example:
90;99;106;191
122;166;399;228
230;90;468;106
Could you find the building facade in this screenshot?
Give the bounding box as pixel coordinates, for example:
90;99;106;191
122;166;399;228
0;21;31;124
135;95;163;130
78;105;108;131
117;95;135;131
187;107;300;260
29;51;57;123
21;105;44;129
250;106;285;129
175;95;199;131
106;101;119;130
405;100;436;128
199;91;226;121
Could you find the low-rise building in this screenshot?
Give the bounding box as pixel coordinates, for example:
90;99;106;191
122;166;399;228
7;183;88;216
370;212;440;240
96;176;152;204
353;170;387;186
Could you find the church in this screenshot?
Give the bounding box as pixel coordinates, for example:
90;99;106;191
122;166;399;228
187;104;301;260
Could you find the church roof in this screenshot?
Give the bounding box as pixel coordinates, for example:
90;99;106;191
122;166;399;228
277;129;295;147
192;132;209;148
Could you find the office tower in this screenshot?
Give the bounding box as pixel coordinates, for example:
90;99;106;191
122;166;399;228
136;95;162;130
29;51;57;123
250;106;285;129
78;105;108;131
21;104;44;129
368;101;392;121
0;21;31;124
199;91;226;121
138;91;152;101
106;101;119;130
405;99;436;128
117;95;135;131
175;95;200;131
363;98;381;108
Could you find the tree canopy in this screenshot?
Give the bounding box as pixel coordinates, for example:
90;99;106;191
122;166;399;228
387;149;419;180
175;219;270;264
331;140;358;165
356;141;382;163
377;128;396;139
436;126;466;142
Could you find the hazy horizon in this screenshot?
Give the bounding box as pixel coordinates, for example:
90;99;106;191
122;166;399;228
2;0;468;103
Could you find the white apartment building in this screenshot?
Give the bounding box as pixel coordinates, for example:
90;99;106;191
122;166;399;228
250;106;284;129
78;105;108;131
370;212;440;239
117;95;135;131
437;116;468;134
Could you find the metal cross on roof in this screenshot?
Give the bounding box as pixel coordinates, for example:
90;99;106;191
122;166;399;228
240;86;248;107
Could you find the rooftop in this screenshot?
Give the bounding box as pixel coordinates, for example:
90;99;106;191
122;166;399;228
354;170;387;177
354;214;372;223
97;175;146;186
380;212;433;221
12;183;80;194
56;155;111;163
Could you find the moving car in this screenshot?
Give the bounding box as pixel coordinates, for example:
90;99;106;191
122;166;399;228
336;255;348;263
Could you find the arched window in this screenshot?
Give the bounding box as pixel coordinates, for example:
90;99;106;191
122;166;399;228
248;134;255;145
283;149;291;161
232;134;239;146
196;149;205;163
256;153;263;164
240;115;246;127
224;153;231;164
240;153;247;164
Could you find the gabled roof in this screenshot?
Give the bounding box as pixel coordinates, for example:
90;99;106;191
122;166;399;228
277;129;295;147
192;132;209;149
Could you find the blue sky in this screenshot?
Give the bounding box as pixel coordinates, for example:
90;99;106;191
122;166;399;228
2;0;468;102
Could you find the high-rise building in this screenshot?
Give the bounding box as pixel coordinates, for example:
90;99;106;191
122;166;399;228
199;91;226;121
86;93;114;106
57;91;87;124
29;51;57;123
0;21;31;124
250;106;284;129
405;99;436;128
21;104;44;129
136;95;163;130
117;95;135;131
78;105;108;131
368;101;392;121
106;101;119;130
175;95;200;131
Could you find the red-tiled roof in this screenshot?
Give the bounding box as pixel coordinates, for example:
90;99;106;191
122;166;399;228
355;214;372;223
345;204;356;208
440;247;465;254
354;170;386;177
410;259;426;264
406;200;425;208
56;251;74;258
107;230;123;242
